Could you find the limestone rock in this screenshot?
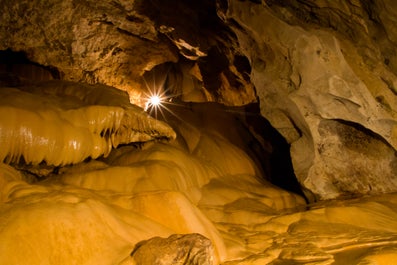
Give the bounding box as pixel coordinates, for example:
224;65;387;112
0;80;176;166
0;0;256;107
0;0;178;104
223;0;397;200
130;234;215;265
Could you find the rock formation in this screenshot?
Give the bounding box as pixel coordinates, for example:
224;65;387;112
2;0;397;200
2;0;397;264
222;0;397;200
0;81;175;166
129;233;215;265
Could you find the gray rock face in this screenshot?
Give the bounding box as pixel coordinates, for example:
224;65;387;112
130;234;214;265
222;0;397;200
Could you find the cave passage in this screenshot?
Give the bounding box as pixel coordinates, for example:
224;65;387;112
143;61;304;198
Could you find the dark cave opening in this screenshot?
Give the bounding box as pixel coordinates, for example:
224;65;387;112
0;49;60;87
243;103;305;198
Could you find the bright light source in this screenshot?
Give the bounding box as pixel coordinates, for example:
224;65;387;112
144;93;164;112
149;95;161;106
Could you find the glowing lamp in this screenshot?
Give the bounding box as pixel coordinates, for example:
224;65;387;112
149;95;161;106
144;93;164;112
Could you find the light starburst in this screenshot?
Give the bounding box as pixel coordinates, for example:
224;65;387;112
143;87;170;120
144;94;162;111
141;67;184;123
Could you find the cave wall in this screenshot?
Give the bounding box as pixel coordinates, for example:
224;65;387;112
222;0;397;200
0;0;255;106
2;0;397;200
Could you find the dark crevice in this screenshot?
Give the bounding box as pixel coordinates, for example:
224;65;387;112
244;104;305;198
125;15;145;23
198;47;229;95
116;27;138;37
234;55;251;82
0;49;60;86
